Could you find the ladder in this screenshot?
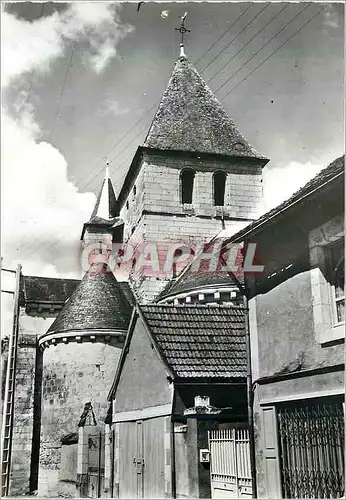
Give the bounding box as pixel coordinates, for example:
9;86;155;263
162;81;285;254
1;264;22;497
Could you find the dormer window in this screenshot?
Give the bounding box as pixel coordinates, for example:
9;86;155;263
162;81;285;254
181;169;195;204
213;171;227;206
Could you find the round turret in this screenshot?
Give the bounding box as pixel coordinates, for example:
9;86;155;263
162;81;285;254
37;263;133;497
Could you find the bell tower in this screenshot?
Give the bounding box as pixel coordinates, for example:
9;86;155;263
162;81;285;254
117;16;269;303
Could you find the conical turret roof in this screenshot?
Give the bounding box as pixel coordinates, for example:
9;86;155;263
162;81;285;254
47;263;132;334
88;165;119;224
144;55;265;159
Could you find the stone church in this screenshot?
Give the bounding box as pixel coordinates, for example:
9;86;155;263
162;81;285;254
2;31;344;500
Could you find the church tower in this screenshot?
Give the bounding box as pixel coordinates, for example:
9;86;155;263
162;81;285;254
117;22;269;303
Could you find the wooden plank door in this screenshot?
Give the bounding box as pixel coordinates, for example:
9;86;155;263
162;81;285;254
143;417;166;499
118;421;141;499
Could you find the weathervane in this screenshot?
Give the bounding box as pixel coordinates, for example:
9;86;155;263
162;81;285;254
175;12;190;56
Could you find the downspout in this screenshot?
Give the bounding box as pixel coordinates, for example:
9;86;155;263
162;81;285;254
243;294;257;499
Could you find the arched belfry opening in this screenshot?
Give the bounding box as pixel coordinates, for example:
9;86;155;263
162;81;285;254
181;169;195;204
213;171;227;206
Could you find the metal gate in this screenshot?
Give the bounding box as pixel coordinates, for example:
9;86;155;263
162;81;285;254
87;431;105;498
277;398;345;498
208;428;252;499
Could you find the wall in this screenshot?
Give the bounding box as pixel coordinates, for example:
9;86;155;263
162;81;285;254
120;151;263;303
38;340;122;498
113;315;173;413
248;215;345;498
9;309;54;496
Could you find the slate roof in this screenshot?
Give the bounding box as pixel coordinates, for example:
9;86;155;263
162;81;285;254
144;55;267;160
226;155;345;243
47;263;133;334
20;275;80;306
89;170;119;223
19;274;134;308
157;238;244;300
140;304;247;379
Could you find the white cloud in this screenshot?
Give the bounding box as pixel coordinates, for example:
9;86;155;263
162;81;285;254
262;161;325;212
1;3;133;87
323;4;340;30
1;3;134;281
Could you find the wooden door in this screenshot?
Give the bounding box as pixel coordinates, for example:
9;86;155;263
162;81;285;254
143;417;165;498
118;421;142;499
117;417;166;499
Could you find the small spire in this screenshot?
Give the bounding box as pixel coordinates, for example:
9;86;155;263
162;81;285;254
105;161;110;181
175;12;190;57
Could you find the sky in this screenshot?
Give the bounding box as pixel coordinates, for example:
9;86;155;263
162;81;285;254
1;0;344;298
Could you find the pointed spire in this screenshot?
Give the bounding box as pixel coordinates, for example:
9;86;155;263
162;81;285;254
89;162;119;222
144;55;267;160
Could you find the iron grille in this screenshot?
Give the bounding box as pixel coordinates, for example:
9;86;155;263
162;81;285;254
277;398;345;498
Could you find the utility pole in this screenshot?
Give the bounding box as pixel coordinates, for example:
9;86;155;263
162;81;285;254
1;263;22;496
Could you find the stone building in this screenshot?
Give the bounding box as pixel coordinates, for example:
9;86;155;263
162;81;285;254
227;155;345;498
2;27;344;500
2;38;268;498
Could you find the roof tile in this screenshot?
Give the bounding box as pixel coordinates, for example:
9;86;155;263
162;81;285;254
140;304;247;379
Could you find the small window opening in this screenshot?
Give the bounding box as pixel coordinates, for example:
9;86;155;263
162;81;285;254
126;201;129;210
213;172;227;206
181;170;195;204
133;185;137;196
328;239;345;324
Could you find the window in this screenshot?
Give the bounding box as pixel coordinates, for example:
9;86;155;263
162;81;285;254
126;201;129;210
328;239;345;324
133;185;136;196
213;171;227;206
181;169;195;204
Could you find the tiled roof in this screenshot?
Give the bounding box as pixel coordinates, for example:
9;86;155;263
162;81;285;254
141;304;247;379
20;275;80;306
47;263;133;334
144;55;267;160
226;155;345;243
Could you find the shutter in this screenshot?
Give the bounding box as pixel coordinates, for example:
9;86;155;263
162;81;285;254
261;406;281;498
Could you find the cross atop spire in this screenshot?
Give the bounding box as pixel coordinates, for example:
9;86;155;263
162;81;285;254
175;12;190;57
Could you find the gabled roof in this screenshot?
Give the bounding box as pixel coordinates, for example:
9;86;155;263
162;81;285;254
225;154;345;243
47;263;133;334
19;275;80;306
140;305;247;379
144;304;247;378
144;55;266;160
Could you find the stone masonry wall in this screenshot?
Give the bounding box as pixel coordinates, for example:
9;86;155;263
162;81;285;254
39;340;122;498
9;310;55;496
120;151;263;303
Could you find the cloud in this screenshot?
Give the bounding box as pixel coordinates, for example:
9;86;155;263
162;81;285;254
1;3;133;87
262;161;325;212
323;4;340;29
1;3;134;281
